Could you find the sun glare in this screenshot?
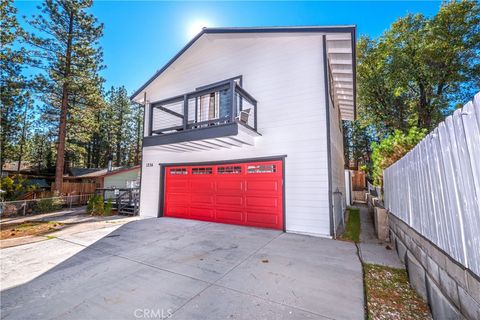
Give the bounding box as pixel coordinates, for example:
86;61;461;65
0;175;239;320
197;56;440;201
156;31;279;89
187;20;212;39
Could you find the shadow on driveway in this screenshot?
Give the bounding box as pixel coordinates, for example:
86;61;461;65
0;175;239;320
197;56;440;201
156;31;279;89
1;218;364;320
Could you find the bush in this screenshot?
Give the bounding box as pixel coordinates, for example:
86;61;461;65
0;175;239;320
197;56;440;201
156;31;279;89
370;127;427;185
0;175;37;201
104;198;113;216
35;198;62;214
87;195;105;215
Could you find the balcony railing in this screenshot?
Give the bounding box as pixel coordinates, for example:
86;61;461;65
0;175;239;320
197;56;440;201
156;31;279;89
148;80;257;136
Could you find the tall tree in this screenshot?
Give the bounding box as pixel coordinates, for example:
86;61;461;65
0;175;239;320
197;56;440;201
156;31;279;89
25;0;104;192
112;86;130;166
16;93;34;172
0;0;29;175
357;0;480;136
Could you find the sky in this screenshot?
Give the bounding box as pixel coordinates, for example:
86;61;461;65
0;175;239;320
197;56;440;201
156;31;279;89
15;1;443;97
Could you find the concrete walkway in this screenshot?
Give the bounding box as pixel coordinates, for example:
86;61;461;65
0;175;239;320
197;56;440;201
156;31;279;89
1;218;365;320
357;203;404;269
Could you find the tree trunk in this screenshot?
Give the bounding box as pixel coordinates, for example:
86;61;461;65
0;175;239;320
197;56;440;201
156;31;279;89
116;108;123;166
17;101;29;172
53;11;74;194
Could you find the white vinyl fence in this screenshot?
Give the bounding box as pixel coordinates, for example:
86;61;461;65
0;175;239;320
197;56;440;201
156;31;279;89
384;92;480;277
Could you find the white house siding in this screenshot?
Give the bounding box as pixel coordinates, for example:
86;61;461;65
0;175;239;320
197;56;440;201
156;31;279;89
104;169;140;189
139;33;339;237
329;92;347;232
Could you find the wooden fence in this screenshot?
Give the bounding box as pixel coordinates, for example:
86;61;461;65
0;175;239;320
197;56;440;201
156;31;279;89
351;170;366;191
51;181;97;195
384;92;480;277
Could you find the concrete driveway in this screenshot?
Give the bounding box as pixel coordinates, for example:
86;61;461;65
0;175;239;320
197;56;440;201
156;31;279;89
0;218;364;319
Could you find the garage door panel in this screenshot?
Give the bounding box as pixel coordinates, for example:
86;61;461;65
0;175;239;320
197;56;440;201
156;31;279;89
165;206;189;218
245;196;279;209
216;209;243;223
245;211;279;227
168;180;189;192
190;207;215;219
164;160;283;230
166;193;189;203
191;180;215;192
245;180;279;192
217;180;243;192
216;195;243;206
191;194;214;205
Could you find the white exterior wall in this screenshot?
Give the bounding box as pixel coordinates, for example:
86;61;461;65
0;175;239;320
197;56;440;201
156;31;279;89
139;33;336;237
329;94;346;231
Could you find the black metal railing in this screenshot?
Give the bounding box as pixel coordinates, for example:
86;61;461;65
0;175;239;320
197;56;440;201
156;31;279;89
148;80;257;135
96;188;140;216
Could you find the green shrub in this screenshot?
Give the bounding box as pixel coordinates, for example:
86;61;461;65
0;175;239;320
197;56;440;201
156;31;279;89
104;198;113;216
371;127;427;185
0;175;37;201
87;195;105;215
35;198;62;213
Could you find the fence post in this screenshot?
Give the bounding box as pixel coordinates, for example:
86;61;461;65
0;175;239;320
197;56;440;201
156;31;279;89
69;196;73;208
23;201;26;216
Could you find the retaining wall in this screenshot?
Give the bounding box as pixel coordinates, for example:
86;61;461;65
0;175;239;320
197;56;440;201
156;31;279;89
389;214;480;320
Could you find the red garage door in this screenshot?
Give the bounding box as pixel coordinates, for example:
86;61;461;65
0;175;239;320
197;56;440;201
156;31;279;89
164;160;283;230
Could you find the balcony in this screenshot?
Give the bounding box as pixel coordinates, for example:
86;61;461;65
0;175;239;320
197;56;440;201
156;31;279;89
143;79;260;152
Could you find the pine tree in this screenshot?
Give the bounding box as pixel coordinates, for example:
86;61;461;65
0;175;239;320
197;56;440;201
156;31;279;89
0;0;29;175
25;0;104;192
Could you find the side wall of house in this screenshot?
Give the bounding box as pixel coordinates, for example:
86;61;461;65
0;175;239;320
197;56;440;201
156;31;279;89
104;170;140;189
139;33;333;237
329;91;346;232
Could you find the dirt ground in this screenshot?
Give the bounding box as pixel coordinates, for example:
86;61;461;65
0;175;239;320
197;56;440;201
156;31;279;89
0;221;65;240
0;206;141;249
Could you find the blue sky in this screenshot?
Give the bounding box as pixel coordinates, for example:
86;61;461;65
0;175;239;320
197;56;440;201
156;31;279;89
15;1;442;96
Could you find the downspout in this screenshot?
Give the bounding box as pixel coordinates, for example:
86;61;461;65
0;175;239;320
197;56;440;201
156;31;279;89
322;35;334;238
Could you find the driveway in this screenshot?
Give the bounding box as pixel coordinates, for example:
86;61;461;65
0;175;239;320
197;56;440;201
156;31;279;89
0;218;364;319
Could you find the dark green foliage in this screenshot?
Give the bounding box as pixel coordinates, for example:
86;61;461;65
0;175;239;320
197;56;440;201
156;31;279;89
343;121;376;169
370;127;427;185
353;0;479;183
87;87;143;168
24;0;105;190
0;175;37;201
0;0;31;174
87;194;105;215
2;1;143;177
357;0;480;135
104;198;113;216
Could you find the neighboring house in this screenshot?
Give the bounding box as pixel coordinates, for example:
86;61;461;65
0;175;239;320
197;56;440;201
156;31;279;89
104;166;141;189
67;166;140;189
1;161;34;177
131;26;356;237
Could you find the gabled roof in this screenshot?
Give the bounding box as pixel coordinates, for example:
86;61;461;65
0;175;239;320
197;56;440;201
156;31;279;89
69;167;106;177
130;25;356;110
68;166;140;179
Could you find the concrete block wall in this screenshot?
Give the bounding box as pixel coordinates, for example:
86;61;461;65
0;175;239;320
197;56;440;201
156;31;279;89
389;214;480;320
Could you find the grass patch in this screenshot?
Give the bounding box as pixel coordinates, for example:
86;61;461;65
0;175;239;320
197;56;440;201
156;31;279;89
340;207;361;242
0;221;64;240
364;263;431;320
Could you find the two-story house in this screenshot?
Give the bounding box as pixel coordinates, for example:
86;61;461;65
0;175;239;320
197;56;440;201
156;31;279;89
130;26;356;238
